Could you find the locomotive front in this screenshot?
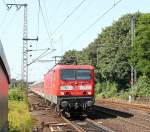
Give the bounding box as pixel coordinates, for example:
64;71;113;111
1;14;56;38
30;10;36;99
57;65;95;115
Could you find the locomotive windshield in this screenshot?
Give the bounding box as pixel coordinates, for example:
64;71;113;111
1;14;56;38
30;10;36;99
76;70;91;80
61;69;76;80
61;69;91;80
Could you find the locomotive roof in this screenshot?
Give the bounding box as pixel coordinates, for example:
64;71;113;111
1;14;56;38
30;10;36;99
0;41;10;82
50;65;94;71
45;65;94;75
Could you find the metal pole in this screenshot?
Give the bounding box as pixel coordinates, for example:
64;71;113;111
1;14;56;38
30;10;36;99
97;49;99;66
134;69;137;83
6;4;28;87
22;4;28;84
129;15;136;102
131;15;137;84
131;65;134;87
131;15;134;86
131;15;135;47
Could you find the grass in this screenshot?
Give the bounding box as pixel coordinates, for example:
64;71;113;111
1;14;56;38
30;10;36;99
8;87;32;132
8;100;32;132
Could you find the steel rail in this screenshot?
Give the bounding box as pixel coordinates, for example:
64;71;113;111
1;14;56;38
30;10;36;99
61;116;85;132
62;116;113;132
86;118;114;132
97;100;150;112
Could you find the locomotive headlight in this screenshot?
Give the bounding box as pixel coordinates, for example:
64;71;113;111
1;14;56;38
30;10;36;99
60;92;64;95
60;86;73;90
80;85;92;90
88;92;92;95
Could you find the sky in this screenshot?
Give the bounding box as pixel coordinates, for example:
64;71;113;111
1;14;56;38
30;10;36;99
0;0;150;81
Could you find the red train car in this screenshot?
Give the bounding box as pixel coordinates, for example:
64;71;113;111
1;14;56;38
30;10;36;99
32;65;95;116
0;41;10;132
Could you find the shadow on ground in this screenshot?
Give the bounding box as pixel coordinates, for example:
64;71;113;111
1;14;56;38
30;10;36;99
88;105;134;120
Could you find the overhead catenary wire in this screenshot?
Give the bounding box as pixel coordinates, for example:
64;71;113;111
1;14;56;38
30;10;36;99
77;0;123;39
36;49;56;60
41;0;51;31
37;0;53;49
41;0;54;46
66;0;123;50
73;0;93;21
51;0;87;37
28;47;56;66
28;48;50;66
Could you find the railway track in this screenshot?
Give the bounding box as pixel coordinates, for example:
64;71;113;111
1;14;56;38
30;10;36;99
29;92;113;132
95;105;150;131
62;116;114;132
96;100;150;123
96;99;150;113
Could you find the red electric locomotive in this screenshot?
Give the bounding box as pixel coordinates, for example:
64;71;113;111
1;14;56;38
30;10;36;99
32;64;95;116
0;41;10;132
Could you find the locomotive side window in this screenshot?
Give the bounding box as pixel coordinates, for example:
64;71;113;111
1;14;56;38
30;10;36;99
76;70;91;80
61;69;75;80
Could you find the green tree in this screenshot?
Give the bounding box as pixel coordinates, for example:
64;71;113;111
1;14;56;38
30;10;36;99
130;13;150;77
59;50;79;65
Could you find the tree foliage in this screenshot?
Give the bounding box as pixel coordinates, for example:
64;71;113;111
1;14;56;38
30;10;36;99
131;75;150;96
130;13;150;77
59;50;79;65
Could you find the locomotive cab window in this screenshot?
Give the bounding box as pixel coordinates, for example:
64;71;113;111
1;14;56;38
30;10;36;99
61;69;76;80
76;70;91;80
61;69;91;80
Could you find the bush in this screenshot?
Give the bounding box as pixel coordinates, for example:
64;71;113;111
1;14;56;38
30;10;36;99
95;82;105;94
95;82;118;98
131;75;150;96
9;87;26;101
118;90;130;100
